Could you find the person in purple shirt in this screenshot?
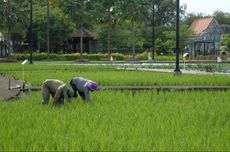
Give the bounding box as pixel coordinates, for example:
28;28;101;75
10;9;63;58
70;77;99;104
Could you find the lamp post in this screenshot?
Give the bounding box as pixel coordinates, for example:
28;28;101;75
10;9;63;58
29;0;33;64
47;0;50;56
152;0;155;60
174;0;182;76
0;32;2;56
108;6;113;58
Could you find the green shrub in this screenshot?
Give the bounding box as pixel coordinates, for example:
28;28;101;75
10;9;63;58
10;53;29;61
135;52;148;60
85;53;104;60
9;52;180;61
63;53;80;60
205;64;215;72
156;55;176;61
111;53;126;60
35;53;49;60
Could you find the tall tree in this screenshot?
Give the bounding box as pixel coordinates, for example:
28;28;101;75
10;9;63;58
33;6;75;53
183;12;206;26
93;0;120;56
221;34;230;51
154;0;177;26
60;0;93;59
0;0;29;55
213;11;230;25
143;0;177;53
118;0;149;58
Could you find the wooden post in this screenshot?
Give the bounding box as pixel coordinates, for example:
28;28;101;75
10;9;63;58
8;78;11;90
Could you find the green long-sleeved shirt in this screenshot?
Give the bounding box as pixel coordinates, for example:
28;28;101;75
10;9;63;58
43;79;71;103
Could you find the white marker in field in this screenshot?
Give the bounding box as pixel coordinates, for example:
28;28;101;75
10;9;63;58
183;53;189;70
22;60;28;65
22;60;28;81
217;56;222;72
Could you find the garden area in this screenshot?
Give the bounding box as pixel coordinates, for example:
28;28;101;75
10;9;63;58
0;61;230;151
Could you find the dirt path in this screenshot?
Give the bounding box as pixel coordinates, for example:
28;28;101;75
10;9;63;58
0;76;23;100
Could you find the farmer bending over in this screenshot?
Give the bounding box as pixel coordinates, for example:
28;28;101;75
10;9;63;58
70;77;99;104
41;79;74;105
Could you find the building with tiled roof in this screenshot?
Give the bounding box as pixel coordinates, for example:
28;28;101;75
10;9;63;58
189;17;214;36
188;17;224;57
221;24;230;34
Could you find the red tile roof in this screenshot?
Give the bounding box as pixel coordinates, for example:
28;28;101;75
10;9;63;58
189;17;214;36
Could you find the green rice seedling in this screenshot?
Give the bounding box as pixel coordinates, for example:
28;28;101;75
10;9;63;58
0;62;114;72
0;91;230;151
3;70;230;87
2;62;230;87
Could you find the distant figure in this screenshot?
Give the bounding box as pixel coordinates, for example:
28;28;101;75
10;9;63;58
41;79;74;105
70;77;99;104
184;45;190;58
147;48;152;61
184;45;190;53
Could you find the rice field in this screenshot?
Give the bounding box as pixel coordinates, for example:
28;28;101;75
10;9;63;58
1;62;230;87
0;91;230;151
0;62;230;151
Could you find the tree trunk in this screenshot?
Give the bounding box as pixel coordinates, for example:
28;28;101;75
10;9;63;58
0;40;3;57
80;0;84;60
80;25;83;60
108;10;111;56
131;19;135;59
152;0;155;60
47;0;50;57
7;25;11;56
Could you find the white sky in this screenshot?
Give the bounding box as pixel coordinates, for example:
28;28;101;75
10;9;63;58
180;0;230;15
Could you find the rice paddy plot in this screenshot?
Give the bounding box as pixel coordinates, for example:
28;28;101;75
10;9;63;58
0;90;229;151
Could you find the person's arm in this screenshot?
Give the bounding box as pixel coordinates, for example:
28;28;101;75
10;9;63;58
70;79;78;97
83;87;93;104
63;85;73;102
53;85;64;104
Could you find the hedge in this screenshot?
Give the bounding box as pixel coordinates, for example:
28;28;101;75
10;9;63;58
9;52;177;61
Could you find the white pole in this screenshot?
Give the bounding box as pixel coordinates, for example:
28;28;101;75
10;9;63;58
184;57;185;70
183;53;188;71
21;60;28;81
22;65;24;81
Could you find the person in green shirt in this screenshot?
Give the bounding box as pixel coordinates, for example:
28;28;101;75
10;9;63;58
41;79;74;105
